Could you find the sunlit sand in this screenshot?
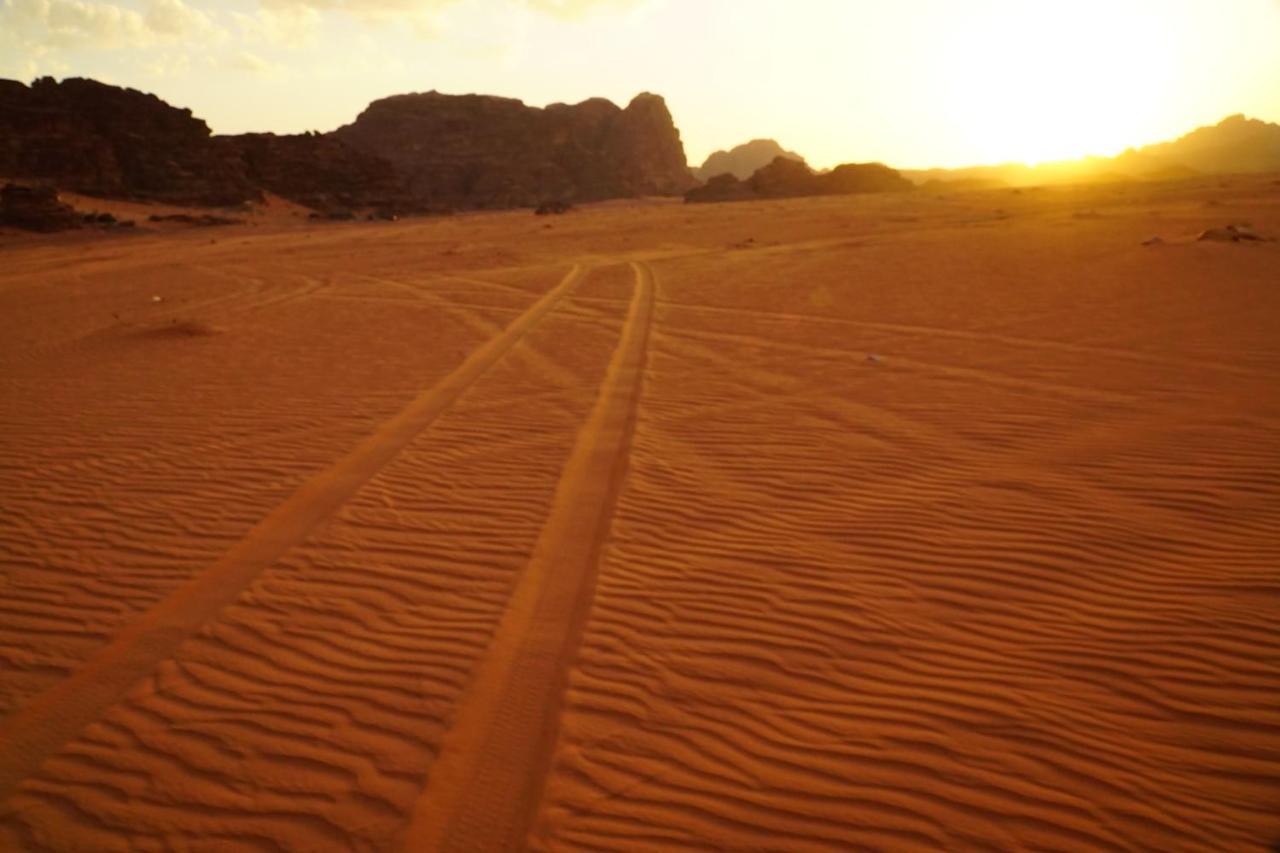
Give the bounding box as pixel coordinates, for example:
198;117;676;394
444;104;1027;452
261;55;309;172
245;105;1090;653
1;176;1278;850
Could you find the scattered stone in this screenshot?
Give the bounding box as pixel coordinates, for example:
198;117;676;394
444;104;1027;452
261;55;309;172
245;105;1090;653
148;213;242;226
1142;236;1164;246
867;354;883;365
1197;225;1266;243
534;200;573;215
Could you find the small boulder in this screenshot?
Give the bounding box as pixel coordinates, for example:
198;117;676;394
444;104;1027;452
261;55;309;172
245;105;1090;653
0;183;82;232
534;200;573;215
1198;225;1265;243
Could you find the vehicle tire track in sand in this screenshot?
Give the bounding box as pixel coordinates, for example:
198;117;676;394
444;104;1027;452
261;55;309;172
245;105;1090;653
0;265;586;804
402;262;654;853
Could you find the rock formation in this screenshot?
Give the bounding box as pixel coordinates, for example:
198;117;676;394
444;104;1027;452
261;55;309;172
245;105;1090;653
0;77;257;206
332;90;695;209
686;156;912;203
0;183;83;232
904;113;1280;188
1;77;697;213
694;139;805;181
224;133;408;213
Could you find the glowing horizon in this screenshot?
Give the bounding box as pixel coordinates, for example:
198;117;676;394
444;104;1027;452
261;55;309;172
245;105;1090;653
2;0;1278;171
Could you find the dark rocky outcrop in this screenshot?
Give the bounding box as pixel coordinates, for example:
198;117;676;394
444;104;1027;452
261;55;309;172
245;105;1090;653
686;157;912;203
693;139;804;181
223;132;408;212
0;77;257;206
0;183;82;231
684;173;756;203
332;90;695;209
535;200;573;215
1;77;697;213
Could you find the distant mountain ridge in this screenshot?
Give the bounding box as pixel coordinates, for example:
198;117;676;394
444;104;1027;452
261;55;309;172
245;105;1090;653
686;155;912;203
904;114;1280;188
0;76;695;211
693;139;804;181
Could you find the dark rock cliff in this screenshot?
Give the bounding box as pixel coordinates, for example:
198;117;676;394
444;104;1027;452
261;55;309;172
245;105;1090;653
0;77;257;206
332;90;695;209
1;78;696;212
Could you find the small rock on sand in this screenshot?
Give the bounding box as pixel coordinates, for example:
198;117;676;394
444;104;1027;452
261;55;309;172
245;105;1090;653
1198;225;1265;243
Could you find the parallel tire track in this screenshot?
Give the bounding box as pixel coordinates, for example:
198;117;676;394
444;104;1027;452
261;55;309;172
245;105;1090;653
0;265;585;804
402;262;655;852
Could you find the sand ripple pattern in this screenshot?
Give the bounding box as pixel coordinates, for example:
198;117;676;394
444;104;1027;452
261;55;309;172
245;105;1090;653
532;254;1280;851
0;267;625;849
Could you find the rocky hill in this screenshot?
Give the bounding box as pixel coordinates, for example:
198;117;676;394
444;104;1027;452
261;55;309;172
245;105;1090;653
687;156;912;203
225;133;408;213
1114;114;1280;176
331;90;695;209
693;139;804;181
0;77;256;206
905;114;1280;188
0;77;696;212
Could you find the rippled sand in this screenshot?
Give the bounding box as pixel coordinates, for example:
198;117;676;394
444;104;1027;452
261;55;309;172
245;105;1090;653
1;179;1278;851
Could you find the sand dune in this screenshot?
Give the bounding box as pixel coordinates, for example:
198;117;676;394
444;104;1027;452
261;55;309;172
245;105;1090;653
1;178;1278;850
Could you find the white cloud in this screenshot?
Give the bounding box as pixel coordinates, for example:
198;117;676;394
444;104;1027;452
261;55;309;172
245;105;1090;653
227;48;279;74
0;0;225;49
145;0;217;38
4;0;148;48
231;5;323;46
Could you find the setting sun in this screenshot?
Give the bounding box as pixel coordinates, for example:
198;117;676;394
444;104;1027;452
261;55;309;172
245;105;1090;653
934;1;1184;164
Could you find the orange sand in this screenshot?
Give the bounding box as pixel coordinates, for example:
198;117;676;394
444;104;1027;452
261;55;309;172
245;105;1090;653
1;177;1278;851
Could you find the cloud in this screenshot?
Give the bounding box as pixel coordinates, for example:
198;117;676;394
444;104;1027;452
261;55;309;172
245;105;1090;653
227;48;279;74
2;0;148;49
0;0;222;49
145;0;217;38
231;5;323;46
521;0;647;19
255;0;645;24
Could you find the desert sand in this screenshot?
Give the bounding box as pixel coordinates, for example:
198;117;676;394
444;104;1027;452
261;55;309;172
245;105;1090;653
1;178;1278;851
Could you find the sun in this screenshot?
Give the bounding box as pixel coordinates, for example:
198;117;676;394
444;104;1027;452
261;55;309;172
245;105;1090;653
936;1;1180;165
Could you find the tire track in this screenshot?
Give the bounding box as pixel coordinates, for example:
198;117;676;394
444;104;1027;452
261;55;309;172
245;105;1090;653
0;265;586;804
402;262;654;852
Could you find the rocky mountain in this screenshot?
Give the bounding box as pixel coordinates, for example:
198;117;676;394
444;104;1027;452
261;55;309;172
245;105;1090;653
331;90;695;209
904;114;1280;188
1114;114;1280;176
0;77;256;206
686;156;912;203
0;77;696;212
225;133;407;212
693;139;805;181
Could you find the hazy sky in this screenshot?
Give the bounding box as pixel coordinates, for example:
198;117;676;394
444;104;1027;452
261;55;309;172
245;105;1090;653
3;0;1279;169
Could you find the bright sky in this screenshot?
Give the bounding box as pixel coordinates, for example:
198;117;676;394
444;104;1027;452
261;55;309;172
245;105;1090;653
3;0;1279;169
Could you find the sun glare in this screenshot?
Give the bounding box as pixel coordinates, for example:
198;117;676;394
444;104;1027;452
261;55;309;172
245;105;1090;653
937;1;1180;165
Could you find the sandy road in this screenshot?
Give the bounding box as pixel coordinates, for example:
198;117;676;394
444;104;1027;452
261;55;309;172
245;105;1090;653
0;264;587;805
402;262;654;852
